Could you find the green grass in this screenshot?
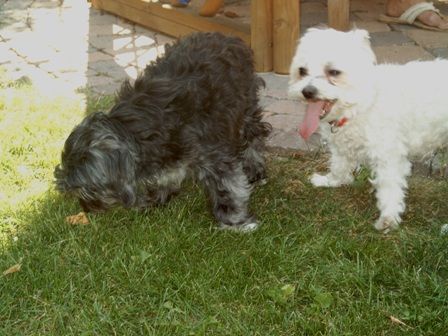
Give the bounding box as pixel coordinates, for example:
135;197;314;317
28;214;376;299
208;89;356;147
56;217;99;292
0;75;447;335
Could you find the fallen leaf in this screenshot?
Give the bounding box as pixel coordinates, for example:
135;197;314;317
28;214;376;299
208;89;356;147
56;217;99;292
3;263;21;276
390;315;409;327
66;212;90;225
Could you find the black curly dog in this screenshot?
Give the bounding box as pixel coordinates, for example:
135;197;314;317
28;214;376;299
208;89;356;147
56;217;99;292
54;32;271;231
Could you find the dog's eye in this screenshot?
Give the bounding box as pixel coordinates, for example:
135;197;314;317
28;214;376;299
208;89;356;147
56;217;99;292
327;69;341;77
298;67;308;77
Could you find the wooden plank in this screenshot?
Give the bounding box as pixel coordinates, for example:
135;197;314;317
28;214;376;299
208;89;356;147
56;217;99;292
91;0;100;10
92;0;250;44
251;0;273;72
121;0;248;34
92;0;197;39
273;0;299;74
328;0;350;31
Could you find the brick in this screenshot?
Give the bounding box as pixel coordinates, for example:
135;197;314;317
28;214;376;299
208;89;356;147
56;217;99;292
114;51;138;68
124;65;140;80
3;0;33;10
87;73;123;90
89;22;134;37
430;48;448;58
264;99;305;116
38;52;88;74
350;0;384;12
0;44;17;64
259;73;290;100
264;113;302;132
354;11;383;21
370;31;413;47
0;22;30;40
56;72;88;90
405;30;448;49
155;33;175;46
133;35;157;48
134;47;159;69
88;10;118;25
373;45;434;63
267;128;321;151
88;51;112;63
88;35;121;51
88;60;128;79
353;20;391;33
30;0;60;9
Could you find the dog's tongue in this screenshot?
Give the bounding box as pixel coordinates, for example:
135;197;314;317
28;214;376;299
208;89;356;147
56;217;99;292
299;101;325;140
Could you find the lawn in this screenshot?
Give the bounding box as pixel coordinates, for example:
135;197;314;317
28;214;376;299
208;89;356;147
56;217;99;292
1;75;447;335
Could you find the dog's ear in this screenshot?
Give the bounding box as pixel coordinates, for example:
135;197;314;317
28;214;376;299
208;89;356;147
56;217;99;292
54;164;69;192
350;28;376;65
350;29;371;44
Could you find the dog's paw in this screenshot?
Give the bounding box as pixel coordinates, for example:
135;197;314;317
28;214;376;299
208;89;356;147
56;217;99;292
256;178;268;186
310;173;353;187
310;173;331;187
374;216;399;234
219;220;259;233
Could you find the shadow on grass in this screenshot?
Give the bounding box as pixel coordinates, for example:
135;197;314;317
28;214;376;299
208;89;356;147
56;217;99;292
1;154;448;335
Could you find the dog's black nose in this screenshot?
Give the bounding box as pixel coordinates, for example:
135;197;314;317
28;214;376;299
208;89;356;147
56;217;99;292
302;86;318;100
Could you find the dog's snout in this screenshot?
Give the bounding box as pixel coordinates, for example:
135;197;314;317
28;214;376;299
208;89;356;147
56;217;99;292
302;86;318;100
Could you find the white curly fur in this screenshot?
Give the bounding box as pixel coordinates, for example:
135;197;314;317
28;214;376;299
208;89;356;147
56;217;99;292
289;28;448;232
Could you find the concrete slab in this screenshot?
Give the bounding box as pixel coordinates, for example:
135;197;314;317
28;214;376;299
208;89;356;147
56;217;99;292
405;30;448;49
370;31;414;47
373;45;435;63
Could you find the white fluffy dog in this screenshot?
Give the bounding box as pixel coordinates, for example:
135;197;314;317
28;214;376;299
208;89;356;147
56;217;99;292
288;28;448;232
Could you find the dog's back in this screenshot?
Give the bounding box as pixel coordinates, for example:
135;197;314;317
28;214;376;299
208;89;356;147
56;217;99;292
113;32;270;156
119;32;261;104
372;59;448;155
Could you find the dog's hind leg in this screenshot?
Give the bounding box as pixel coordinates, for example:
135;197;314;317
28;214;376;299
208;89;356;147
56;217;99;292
138;165;187;209
198;160;258;232
242;104;271;185
370;157;411;233
242;137;267;185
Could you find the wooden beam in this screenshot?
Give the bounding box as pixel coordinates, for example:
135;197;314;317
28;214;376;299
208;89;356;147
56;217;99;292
250;0;273;72
328;0;350;31
273;0;299;74
91;0;250;44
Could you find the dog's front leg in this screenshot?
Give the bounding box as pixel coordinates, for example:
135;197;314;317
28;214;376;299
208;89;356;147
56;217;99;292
199;161;258;232
370;157;411;233
311;150;356;187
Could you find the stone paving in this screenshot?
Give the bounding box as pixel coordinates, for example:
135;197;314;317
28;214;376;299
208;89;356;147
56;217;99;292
1;0;448;151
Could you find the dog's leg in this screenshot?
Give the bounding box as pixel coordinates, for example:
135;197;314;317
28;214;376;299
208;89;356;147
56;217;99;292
242;137;267;185
311;150;356;187
199;161;257;232
371;157;411;233
138;165;187;209
142;187;179;207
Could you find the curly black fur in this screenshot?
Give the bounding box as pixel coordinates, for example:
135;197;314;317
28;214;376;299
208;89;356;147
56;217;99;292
54;32;271;231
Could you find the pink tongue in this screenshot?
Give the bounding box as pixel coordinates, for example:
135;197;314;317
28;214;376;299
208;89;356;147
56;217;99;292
299;101;325;140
